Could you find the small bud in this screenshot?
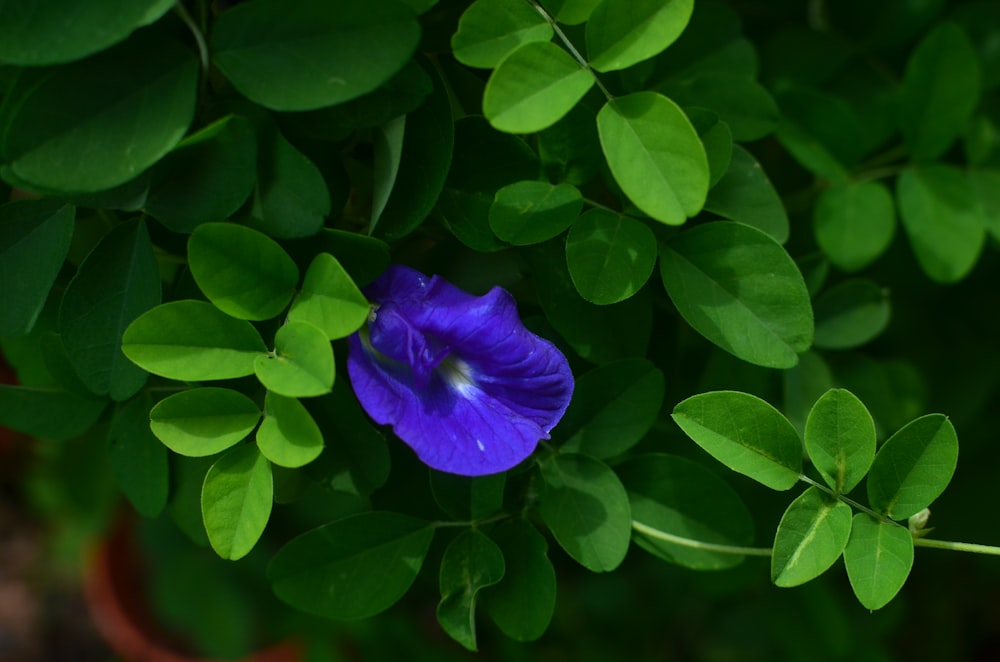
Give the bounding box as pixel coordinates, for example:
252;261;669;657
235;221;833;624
909;507;932;533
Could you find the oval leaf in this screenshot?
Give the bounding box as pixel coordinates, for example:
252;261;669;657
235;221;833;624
254;321;334;397
489;180;582;245
149;387;261;457
451;0;553;68
250;126;331;239
288;253;370;340
109;394;168;518
703;145;788;244
483;41;595;134
202;444;273;560
586;0;694;72
211;0;420;111
659;221;814;368
436;529;506;652
122;300;267;380
867;414;958;520
256;392;324;468
539;453;631;572
813;180;896;272
672;390;802;490
771;486;852;587
565;209;658;305
597;92;709;225
619;453;754;570
843;514;914;610
268;512;434;620
804;389;876;495
813;279;891;350
482;520;556;642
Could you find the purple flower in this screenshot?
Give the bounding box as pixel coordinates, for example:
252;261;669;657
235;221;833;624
346;265;574;476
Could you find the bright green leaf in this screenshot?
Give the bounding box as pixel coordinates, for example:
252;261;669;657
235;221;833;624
256;392;324;468
843;514;913;610
672;390;802;490
149;387;261;457
489;180;582;245
202;444;273;560
586;0;694;72
620;453;754;570
451;0;553;68
814;180;896;272
483;520;556;642
0;200;74;336
772;486;852;587
557;359;664;459
539;0;602;25
704;145;788;244
268;512;434;619
659;222;814;368
539;453;631;572
437;529;505;651
867;414;958;520
288;254;369;340
188;222;299;320
897;165;985;284
122;300;267;381
211;0;420;111
565;210;657;305
804;389;876;495
484;41;594;134
254;321;334;398
813;279;890;350
60;219;160;400
0;35;197;192
597;92;709;225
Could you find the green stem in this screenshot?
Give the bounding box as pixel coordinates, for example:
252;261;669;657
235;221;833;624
631;520;773;557
175;2;211;73
913;538;1000;556
529;0;614;101
797;474;892;524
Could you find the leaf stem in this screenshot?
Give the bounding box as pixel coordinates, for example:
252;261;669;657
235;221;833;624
797;474;892;524
913;538;1000;556
631;520;773;557
528;0;614;101
175;2;211;73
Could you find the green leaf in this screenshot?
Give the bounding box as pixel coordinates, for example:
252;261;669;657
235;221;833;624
896;165;985;284
429;472;505;522
108;394;168;518
288;254;369;340
557;359;664;459
597;92;709;225
211;0;421;111
539;0;601;25
60;219;160;400
315;230;392;287
268;512;434;619
672;391;802;490
149;387;261;457
686;108;732;188
586;0;694;72
813;279;890;350
783;350;835;438
483;520;556;642
256;392;324;468
867;414;958;520
843;514;913;610
145;115;257;233
0;34;197;192
254;322;334;398
483;41;595;134
250;126;331;239
539;453;631;572
122;300;267;381
804;389;876;495
619;453;754;570
188;223;299;321
663;73;780;142
897;22;980;161
771;487;852;587
565;210;657;305
451;0;553;68
202;444;273;560
971;169;1000;242
703;145;788;244
488;180;582;245
370;59;454;242
0;384;105;441
0;200;74;336
813;181;896;272
436;529;506;651
0;0;174;65
659;221;814;368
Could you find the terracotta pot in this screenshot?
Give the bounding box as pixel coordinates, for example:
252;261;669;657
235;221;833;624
84;516;302;662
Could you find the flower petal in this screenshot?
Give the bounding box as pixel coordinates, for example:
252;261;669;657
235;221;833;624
347;265;574;476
